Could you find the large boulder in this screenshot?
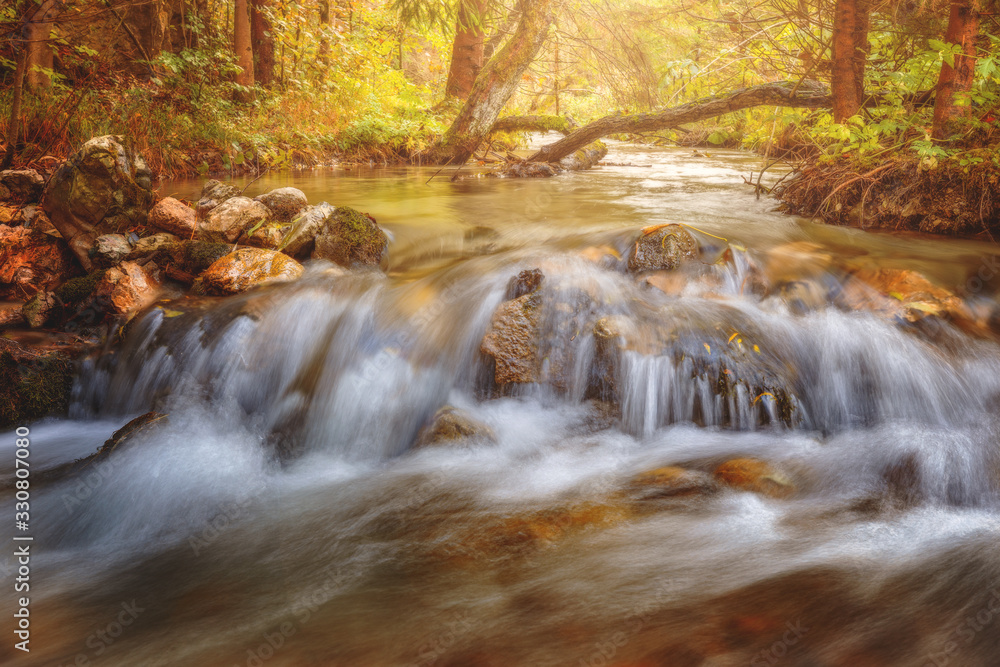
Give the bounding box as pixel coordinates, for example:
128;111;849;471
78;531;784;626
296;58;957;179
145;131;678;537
0;337;74;428
194;248;303;296
148;197;197;237
0;169;45;203
42;136;154;270
627;224;698;272
254;187;308;223
94;261;162;316
197;196;270;243
0;225;80;300
281;204;388;267
481;291;542;386
196;179;241;215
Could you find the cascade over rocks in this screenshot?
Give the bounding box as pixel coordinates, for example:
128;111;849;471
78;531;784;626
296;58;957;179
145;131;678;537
481;270;546;386
148;197;197;237
197;196;270;243
0;224;81;300
194;248;304;296
43;135;155;270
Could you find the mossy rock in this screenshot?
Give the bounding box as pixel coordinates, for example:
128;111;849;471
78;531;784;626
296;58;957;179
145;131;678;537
0;340;74;428
313;206;389;268
55;269;109;304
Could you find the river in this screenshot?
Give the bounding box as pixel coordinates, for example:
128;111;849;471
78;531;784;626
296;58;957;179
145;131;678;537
3;140;1000;667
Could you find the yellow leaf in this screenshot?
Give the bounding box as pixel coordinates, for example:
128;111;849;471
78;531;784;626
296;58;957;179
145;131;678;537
703;343;711;353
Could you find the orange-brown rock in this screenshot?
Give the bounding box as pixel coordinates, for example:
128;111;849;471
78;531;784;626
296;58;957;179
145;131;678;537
0;225;80;300
714;458;794;498
764;241;833;284
480;291;542;385
148;197;197;237
195;248;303;296
414;406;496;448
849;266;968;323
94;261;162;316
629;466;719;499
628;224;698;272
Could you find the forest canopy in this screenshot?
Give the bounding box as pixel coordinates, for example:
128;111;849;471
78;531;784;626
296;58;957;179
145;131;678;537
1;0;999;176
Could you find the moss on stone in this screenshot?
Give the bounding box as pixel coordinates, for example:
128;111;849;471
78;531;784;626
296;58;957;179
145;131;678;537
184;241;233;272
0;349;74;428
55;269;107;304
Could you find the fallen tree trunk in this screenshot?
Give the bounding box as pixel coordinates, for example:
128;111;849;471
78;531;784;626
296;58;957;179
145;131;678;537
528;81;833;164
489;115;577;135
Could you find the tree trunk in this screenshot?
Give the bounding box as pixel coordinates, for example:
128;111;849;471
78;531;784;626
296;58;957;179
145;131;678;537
25;0;60;95
831;0;860;122
853;0;871;104
932;0;980;139
318;0;330;65
233;0;254;98
445;0;487;99
1;48;28;170
528;82;833;164
431;0;554;164
250;0;275;87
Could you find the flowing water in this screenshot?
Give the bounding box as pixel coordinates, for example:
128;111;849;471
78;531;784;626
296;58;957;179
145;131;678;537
5;141;1000;667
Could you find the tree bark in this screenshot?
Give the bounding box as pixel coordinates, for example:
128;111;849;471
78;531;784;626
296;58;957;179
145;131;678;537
831;0;860;122
528;82;833;164
445;0;487;99
853;0;871;105
490;115;576;135
25;0;60;94
932;0;980;139
233;0;255;97
1;49;28;170
318;0;330;65
430;0;554;164
250;0;275;87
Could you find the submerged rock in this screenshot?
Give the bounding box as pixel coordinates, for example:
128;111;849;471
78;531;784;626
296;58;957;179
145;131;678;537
254;187;308;223
627;224;698;272
415;406;497;448
197;196;270;243
196;179;241;214
0;337;74;428
0;224;81;300
714;458;795;498
0;169;45;203
628;466;719;499
94;260;162;316
148;197;197;237
42;135;154;270
195;248;303;296
847;266;968;323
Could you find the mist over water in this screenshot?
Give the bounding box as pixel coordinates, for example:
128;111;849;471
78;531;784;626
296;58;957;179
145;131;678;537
5;141;1000;666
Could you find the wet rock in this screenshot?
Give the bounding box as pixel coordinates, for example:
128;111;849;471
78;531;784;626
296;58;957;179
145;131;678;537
94;260;162;316
148;197;197;237
0;337;74;428
0;225;81;300
848;266;968;323
254;187;308;223
42;135;154;270
160;240;233;284
90;233;131;269
0;169;45;203
196;179;241;214
279;203;335;257
628;466;719;499
578;244;621;267
627;224;698;272
197;196;270;243
126;233;179;261
239;221;289;250
415;406;497;448
764;241;832;284
643;270;688;296
481;291;542;386
505;268;544;300
22;290;57;328
312;206;389;268
714;458;794;498
0;204;17;225
195;248;303;296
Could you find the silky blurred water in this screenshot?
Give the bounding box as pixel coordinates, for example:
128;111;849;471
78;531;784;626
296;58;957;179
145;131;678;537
3;139;1000;667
